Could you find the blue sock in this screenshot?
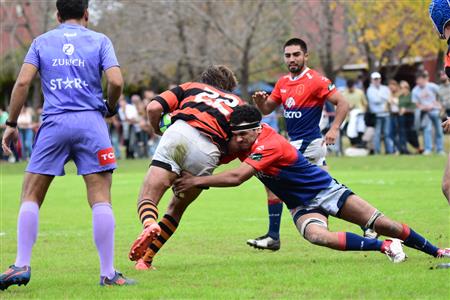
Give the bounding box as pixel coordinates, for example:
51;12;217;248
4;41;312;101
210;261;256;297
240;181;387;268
341;232;383;251
400;224;439;257
267;200;282;240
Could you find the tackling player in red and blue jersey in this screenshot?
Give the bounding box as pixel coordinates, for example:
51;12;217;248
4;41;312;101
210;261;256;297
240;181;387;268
248;38;349;250
174;105;450;263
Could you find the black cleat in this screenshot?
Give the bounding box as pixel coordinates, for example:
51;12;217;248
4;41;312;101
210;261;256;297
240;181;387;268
0;265;31;291
247;234;280;251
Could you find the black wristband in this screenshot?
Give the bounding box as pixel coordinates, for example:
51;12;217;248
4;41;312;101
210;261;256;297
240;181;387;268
5;120;17;128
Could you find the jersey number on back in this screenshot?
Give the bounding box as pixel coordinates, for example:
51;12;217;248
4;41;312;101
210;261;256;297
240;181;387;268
194;87;239;116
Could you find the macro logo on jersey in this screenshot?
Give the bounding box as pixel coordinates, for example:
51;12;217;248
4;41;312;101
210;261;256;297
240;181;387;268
284;96;302;119
97;147;116;166
62;43;75;55
284;110;302;119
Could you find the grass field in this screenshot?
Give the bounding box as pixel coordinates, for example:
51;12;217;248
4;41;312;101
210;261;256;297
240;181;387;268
1;155;450;299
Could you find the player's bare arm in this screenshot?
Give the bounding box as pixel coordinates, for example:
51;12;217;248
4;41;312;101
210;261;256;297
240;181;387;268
174;162;256;194
442;117;450;133
104;66;123;111
2;63;38;155
146;100;164;135
252;91;278;115
324;91;349;145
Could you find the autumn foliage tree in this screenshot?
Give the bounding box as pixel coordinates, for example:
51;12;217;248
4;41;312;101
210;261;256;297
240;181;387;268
347;0;442;78
94;0;292;100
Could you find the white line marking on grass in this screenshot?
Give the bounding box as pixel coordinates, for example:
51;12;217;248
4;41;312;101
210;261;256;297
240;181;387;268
38;230;89;237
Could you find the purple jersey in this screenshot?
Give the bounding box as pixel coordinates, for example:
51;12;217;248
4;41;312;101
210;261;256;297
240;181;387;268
24;23;119;117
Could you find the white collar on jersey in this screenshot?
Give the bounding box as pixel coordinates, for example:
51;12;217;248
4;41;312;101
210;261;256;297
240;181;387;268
289;67;310;81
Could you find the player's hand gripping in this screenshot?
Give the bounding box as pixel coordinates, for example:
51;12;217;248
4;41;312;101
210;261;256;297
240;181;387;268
324;127;339;145
252;91;269;107
2;126;19;155
173;171;198;195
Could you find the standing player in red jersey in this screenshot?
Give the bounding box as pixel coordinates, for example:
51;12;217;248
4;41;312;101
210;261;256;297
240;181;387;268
430;0;450;205
128;65;246;270
247;38;351;251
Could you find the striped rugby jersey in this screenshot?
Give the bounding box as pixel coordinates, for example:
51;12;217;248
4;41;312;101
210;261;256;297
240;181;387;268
154;82;245;152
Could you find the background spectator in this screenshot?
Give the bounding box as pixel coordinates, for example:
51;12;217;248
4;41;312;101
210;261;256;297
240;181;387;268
118;95;140;159
17;105;34;161
131;94;147;158
398;81;422;154
388;80;402;154
412;71;444;155
438;70;450;118
342;78;367;147
367;72;393;154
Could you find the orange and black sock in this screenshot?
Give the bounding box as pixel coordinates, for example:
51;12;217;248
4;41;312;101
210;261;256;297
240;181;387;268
138;199;158;228
142;214;179;263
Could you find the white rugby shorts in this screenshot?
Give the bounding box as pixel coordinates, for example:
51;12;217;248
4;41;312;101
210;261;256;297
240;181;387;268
290;179;354;222
290;138;327;166
151;120;220;176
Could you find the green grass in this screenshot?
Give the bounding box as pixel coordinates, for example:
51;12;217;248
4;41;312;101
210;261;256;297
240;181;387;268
1;155;449;299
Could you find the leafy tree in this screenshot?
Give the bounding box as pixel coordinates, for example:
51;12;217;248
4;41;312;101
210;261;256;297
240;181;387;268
347;0;442;78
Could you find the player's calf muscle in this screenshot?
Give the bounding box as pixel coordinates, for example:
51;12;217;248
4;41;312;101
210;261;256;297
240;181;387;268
374;217;402;237
305;230;328;246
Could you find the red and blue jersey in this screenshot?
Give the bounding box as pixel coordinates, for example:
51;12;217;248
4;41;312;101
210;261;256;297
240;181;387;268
271;68;337;143
239;124;332;209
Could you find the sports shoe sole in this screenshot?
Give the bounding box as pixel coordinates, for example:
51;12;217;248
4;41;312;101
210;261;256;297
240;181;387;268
0;277;29;291
246;240;280;251
129;224;161;261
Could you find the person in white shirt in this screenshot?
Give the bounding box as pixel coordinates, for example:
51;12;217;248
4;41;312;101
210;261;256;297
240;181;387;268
366;72;393;154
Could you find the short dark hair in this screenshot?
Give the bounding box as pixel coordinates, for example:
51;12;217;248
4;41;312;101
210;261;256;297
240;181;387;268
416;70;429;79
346;79;355;88
230;105;262;126
200;65;238;92
284;38;308;53
56;0;89;21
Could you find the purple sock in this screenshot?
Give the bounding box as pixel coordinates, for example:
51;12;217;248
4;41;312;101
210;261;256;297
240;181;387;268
15;201;39;267
92;203;116;279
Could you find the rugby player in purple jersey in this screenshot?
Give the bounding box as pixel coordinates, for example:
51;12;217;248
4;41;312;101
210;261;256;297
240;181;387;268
1;0;134;289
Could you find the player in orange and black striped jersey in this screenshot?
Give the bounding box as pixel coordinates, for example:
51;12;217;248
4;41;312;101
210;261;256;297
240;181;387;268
128;65;246;270
153;81;244;153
